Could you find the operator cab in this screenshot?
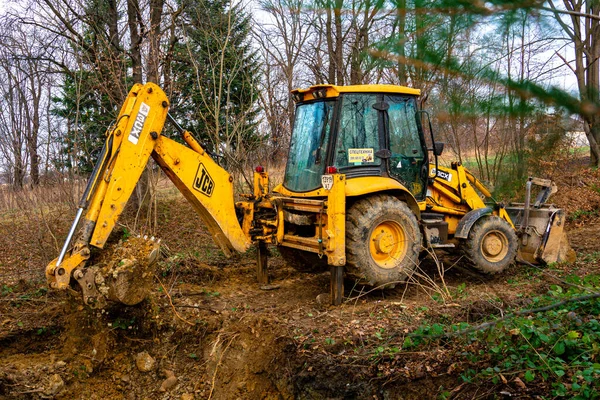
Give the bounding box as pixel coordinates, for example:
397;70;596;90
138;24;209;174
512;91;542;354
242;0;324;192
281;84;430;200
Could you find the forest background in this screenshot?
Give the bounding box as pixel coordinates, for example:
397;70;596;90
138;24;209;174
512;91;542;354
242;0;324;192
0;0;598;198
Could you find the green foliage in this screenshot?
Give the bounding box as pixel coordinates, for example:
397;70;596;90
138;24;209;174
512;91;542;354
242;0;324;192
1;284;13;296
111;316;136;330
569;209;600;223
170;0;261;161
51;73;117;173
122;227;131;240
402;274;600;397
431;292;445;303
454;282;467;299
581;252;600;263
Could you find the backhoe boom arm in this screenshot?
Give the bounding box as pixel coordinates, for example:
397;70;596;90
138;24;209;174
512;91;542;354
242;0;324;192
46;83;251;305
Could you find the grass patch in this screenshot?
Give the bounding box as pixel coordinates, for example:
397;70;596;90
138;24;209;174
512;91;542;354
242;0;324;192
569;209;600;223
401;274;600;398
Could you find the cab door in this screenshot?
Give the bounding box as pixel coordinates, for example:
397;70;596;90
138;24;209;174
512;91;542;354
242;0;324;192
385;95;428;200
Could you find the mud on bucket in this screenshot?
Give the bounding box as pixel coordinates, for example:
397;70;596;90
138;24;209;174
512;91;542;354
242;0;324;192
96;236;160;306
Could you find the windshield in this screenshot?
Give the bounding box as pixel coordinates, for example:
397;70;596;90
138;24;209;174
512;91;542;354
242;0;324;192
283;100;334;192
334;93;381;168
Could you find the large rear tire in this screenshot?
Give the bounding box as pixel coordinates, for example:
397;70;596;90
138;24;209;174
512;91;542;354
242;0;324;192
461;215;518;274
345;195;422;286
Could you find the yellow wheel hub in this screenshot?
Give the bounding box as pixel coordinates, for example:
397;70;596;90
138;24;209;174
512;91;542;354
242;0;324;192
480;230;509;262
369;221;407;269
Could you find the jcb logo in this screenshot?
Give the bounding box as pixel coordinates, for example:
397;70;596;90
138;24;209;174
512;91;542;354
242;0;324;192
193;163;214;197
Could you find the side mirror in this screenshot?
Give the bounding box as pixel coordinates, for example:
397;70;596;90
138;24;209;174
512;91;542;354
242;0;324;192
433;142;444;156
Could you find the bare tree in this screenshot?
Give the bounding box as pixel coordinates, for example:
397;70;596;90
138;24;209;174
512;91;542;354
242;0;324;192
548;0;600;166
254;0;314;155
0;21;53;187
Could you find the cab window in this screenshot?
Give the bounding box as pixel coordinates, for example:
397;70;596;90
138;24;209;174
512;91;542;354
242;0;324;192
334;94;381;168
283;100;334;192
387;95;426;198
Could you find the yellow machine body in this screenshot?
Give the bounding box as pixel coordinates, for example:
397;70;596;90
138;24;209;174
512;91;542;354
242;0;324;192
46;83;573;307
421;163;514;235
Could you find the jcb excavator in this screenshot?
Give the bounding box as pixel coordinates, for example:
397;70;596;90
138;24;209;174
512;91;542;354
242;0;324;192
46;82;573;307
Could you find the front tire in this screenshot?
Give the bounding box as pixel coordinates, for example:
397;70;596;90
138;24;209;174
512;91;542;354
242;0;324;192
345;195;422;286
461;215;518;274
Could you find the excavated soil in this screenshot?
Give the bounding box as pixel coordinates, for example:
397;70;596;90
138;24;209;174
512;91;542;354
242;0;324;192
1;161;599;399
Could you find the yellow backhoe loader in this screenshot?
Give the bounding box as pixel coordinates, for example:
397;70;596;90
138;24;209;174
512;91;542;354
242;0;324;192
46;82;574;307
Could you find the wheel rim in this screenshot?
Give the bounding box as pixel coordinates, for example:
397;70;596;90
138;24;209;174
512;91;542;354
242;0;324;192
369;220;408;269
480;230;509;263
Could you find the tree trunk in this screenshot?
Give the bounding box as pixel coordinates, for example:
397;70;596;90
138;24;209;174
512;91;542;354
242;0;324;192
148;0;165;83
554;0;599;167
134;0;165;212
127;0;143;84
395;0;407;85
163;11;182;97
585;118;600;166
414;0;425;85
28;87;40;186
326;3;335;83
106;0;124;102
585;0;599;166
107;0;120;51
334;0;344;85
25;66;42;186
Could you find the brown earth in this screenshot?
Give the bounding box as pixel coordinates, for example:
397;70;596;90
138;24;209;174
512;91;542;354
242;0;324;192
0;162;599;399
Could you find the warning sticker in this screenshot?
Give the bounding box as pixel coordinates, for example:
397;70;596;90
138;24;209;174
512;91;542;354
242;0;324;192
348;148;374;163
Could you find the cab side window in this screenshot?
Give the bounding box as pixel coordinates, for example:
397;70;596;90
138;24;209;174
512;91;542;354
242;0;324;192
387;96;426;198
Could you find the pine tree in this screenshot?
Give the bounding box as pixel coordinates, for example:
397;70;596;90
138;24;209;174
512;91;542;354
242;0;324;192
51;72;117;173
170;0;261;164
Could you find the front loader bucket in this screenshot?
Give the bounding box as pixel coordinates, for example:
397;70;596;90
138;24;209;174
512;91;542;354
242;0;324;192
504;177;576;265
505;204;575;265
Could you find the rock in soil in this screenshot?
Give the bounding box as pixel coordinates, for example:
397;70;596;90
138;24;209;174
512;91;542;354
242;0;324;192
159;370;178;392
44;373;64;396
135;351;155;372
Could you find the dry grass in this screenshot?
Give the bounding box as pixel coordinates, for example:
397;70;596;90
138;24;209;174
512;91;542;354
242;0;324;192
0;178;84;215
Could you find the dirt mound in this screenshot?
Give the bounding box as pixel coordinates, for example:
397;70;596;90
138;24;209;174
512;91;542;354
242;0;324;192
550;166;600;227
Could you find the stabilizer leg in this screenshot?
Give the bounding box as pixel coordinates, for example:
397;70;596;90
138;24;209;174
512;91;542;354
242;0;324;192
257;241;269;285
330;265;344;305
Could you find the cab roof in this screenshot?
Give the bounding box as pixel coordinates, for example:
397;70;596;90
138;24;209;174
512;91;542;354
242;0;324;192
291;84;421;102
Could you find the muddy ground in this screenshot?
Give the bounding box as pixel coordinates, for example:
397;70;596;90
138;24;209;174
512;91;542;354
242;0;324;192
0;165;599;399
